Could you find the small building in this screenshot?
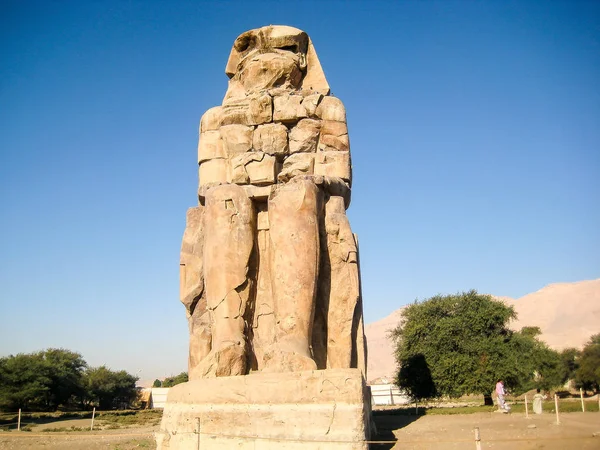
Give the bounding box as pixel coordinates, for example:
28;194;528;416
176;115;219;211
370;384;411;406
150;388;171;409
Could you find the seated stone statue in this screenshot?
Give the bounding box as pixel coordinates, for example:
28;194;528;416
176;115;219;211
179;25;366;379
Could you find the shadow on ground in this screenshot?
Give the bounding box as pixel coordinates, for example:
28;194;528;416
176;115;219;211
370;408;423;449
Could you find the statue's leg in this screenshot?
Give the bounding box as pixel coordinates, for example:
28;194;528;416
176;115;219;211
267;178;322;372
187;301;211;380
324;196;360;369
180;206;212;380
200;184;255;377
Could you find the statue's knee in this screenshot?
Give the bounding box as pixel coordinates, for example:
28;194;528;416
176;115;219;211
270;177;321;210
205;184;254;224
205;183;247;204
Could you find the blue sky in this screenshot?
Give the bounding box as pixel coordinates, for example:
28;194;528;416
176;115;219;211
1;0;598;380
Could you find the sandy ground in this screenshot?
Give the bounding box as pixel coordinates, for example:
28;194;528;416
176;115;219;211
373;411;600;449
0;418;157;450
0;412;599;449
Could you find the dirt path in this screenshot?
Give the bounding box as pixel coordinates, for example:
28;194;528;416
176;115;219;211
0;425;157;450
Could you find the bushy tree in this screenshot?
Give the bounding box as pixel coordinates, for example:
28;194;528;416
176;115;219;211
42;349;87;408
390;290;563;401
83;366;139;410
152;379;163;388
0;352;51;410
162;372;188;387
0;349;86;411
504;327;563;392
0;349;141;411
559;347;581;383
575;334;600;393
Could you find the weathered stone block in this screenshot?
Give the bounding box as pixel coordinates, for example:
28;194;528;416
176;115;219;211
231;152;276;185
289;119;321;154
247;93;273;125
273;94;307;123
198;130;225;163
278;153;314;182
239;53;303;92
200;106;222;132
318;133;350;152
246;153;276;185
156;369;370;450
315;151;351;182
320;120;348;137
220;94;273;126
253;123;288;156
220;124;253;156
301;93;323;117
199;159;229;186
316;96;346;122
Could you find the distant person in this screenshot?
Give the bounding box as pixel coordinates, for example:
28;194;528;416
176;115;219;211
496;379;510;413
533;388;544;414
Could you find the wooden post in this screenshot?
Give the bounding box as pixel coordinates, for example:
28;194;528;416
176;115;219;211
196;417;201;450
90;407;96;431
580;388;585;412
390;385;394;406
474;427;482;450
17;409;21;431
524;395;529;419
554;394;560;425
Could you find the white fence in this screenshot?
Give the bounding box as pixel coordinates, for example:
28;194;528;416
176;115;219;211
370;384;411;406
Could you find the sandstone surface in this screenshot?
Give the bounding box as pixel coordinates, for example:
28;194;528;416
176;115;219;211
156;369;371;449
164;24;369;449
185;25;363;378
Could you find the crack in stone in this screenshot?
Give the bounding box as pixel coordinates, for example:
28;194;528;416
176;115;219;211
325;402;336;435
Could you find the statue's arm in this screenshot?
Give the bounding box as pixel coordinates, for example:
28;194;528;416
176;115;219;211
180;206;205;315
315;96;352;208
198;106;229;189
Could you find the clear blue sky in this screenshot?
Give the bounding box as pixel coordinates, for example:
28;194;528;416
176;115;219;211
1;1;598;380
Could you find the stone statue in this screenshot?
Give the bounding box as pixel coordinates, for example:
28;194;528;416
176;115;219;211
180;25;366;379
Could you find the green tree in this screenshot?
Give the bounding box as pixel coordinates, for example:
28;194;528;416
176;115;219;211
505;327;563;392
575;334;600;393
152;379;163;388
390;290;563;401
0;352;50;410
83;366;139;410
559;347;581;383
0;349;86;411
162;372;188;387
42;349;87;408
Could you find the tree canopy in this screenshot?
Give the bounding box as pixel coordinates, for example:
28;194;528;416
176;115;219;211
0;349;139;411
0;349;86;411
83;366;139;410
575;334;600;392
162;372;188;387
390;290;564;400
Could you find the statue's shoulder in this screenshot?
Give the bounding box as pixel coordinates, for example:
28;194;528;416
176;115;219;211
200;106;223;133
315;95;346;123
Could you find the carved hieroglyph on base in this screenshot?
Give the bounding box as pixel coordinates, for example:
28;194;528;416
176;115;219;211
180;25;366;379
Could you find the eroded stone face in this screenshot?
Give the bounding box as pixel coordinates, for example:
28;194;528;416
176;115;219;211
182;25;365;379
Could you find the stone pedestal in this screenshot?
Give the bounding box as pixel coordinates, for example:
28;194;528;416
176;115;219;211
156;368;371;449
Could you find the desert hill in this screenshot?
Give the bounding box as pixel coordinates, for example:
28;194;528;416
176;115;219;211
364;279;600;383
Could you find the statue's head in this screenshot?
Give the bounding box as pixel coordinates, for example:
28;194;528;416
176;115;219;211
225;25;329;95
